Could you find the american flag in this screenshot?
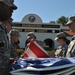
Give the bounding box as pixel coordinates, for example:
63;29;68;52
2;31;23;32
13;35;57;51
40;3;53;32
10;58;75;75
22;40;50;58
10;40;75;75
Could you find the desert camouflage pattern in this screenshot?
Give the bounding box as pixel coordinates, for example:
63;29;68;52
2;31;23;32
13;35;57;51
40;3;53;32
66;36;75;57
55;44;68;58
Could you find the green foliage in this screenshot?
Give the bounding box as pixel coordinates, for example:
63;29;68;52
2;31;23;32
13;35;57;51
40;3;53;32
56;16;68;26
47;50;55;57
17;49;24;57
16;49;55;57
49;16;68;26
50;21;56;23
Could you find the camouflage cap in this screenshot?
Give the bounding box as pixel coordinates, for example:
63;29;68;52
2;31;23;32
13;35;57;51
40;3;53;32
55;32;66;40
10;29;21;37
27;32;36;39
0;0;17;10
66;15;75;25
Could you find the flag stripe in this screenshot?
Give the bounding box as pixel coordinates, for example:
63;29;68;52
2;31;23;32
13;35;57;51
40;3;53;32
34;41;49;55
10;58;75;75
23;53;28;58
29;41;49;58
25;48;37;58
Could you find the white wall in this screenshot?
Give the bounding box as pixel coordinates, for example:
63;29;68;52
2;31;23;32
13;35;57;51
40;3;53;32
19;32;59;49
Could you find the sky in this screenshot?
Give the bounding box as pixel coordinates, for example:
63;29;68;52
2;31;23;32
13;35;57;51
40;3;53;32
12;0;75;23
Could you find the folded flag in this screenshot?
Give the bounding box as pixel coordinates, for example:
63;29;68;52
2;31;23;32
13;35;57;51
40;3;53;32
10;57;75;75
10;41;75;75
22;40;50;58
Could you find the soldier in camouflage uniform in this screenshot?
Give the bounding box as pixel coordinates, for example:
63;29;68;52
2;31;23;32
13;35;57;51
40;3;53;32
55;32;68;58
9;29;21;59
66;15;75;57
25;32;46;49
0;0;17;69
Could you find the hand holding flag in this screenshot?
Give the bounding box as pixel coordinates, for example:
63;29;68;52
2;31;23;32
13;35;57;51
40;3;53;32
22;40;50;58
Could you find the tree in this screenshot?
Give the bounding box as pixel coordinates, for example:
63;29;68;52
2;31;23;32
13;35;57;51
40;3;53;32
50;21;56;23
56;16;68;26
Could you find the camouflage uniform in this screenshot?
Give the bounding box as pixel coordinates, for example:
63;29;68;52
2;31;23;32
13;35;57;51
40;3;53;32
55;44;68;58
0;0;17;68
26;32;46;49
9;29;21;59
66;36;75;57
66;15;75;57
55;32;68;58
0;22;11;68
10;42;18;59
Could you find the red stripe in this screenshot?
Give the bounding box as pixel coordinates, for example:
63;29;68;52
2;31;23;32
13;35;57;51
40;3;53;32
29;41;49;58
22;53;28;58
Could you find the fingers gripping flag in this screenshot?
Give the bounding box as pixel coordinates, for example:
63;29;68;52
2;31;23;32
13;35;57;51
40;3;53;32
22;40;50;58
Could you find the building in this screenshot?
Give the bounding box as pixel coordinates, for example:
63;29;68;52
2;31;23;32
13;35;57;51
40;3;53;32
12;14;71;49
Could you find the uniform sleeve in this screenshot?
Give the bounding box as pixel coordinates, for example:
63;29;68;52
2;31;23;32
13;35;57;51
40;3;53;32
0;38;5;48
10;43;18;59
55;46;62;58
0;28;6;48
69;40;75;57
66;40;75;57
0;25;10;68
60;47;67;57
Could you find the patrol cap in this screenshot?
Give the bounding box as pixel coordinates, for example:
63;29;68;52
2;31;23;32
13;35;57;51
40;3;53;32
66;15;75;25
0;0;17;10
55;32;66;40
27;32;36;39
10;29;21;37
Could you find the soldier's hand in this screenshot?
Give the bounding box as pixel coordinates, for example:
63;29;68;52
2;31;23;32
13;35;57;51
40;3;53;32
9;58;15;64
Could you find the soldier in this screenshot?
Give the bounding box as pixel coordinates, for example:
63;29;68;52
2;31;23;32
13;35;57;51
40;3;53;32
55;32;68;58
25;32;36;48
22;32;46;57
9;29;21;59
2;18;13;33
66;15;75;57
25;32;46;49
0;0;17;72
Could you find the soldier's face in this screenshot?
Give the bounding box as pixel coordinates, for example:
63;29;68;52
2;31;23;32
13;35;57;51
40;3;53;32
0;3;13;21
11;35;19;42
57;39;65;46
69;22;75;32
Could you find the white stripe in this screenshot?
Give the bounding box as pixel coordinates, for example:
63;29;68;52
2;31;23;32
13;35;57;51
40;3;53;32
34;41;49;55
61;67;75;75
26;47;37;58
11;66;75;75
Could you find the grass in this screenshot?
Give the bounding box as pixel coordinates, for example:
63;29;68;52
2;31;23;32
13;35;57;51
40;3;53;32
17;49;55;57
47;50;55;57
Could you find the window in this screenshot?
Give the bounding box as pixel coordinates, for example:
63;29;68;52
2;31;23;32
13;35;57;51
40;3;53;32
55;30;60;33
42;25;60;28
